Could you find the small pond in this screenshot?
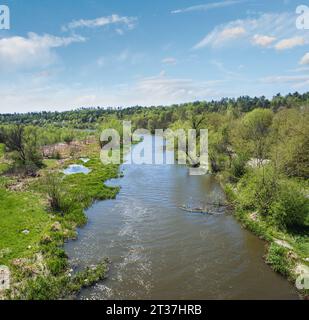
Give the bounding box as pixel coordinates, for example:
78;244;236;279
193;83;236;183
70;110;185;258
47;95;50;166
63;164;91;175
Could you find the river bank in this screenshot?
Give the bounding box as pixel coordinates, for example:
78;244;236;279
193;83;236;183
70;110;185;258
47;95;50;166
0;140;120;299
220;176;309;299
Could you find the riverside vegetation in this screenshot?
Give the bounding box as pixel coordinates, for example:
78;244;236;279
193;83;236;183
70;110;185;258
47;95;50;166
0;128;119;299
0;92;308;299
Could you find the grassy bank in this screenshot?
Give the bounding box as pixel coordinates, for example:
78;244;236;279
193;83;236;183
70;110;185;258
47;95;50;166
221;174;309;298
0;141;120;299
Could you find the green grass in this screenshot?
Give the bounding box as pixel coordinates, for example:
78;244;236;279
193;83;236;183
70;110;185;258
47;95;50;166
0;144;121;299
42;159;59;169
0;188;52;266
0;143;4;157
0;143;10;174
16;261;108;300
62;158;119;204
265;243;294;278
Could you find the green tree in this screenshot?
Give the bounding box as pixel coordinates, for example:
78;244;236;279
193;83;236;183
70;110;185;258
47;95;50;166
0;125;43;172
240;109;273;165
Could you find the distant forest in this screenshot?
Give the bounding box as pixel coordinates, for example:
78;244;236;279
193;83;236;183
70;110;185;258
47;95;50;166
1;92;308;128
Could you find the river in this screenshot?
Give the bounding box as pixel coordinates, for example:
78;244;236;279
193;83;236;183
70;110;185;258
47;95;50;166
65;135;298;299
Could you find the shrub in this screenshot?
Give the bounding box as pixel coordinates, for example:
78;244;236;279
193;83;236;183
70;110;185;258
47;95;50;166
46;253;68;276
63;133;74;145
42;173;75;214
265;243;293;277
237;167;308;229
236;166;279;214
1;125;43;170
18;275;67;300
229;153;249;181
270;180;309;229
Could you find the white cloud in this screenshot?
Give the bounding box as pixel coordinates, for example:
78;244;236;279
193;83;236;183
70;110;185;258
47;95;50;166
0;32;85;70
194;12;308;49
0;73;227;113
194;26;246;49
300;52;309;65
96;50;145;68
252;34;276;47
63;14;137;31
274;36;306;50
261;75;309;83
134;75;214;101
211;60;242;78
171;0;244;14
261;75;309;88
162;57;177;65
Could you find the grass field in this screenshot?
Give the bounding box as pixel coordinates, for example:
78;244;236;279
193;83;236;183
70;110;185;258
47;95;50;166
0;189;52;266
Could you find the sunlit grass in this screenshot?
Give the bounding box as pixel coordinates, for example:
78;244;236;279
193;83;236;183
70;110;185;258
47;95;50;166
0;188;52;266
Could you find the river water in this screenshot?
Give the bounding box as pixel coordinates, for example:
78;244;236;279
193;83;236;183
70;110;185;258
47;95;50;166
65;135;298;299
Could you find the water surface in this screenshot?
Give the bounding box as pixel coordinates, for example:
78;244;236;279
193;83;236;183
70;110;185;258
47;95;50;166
65;135;298;300
63;164;91;175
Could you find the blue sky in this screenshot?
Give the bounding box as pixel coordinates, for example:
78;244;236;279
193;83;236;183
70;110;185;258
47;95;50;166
0;0;309;113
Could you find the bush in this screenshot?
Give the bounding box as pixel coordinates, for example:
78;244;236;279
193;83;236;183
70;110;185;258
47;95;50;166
16;262;108;300
236;167;308;229
265;243;293;277
270;180;309;229
18;275;67;300
236;166;279;215
46;248;68;276
229;153;248;181
42;173;75;214
63;133;74;145
0;125;43;174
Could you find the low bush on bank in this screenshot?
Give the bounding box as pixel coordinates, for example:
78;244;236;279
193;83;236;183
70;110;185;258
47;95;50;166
236;166;309;230
265;243;295;277
13;261;108;300
229;153;249;182
270;180;309;230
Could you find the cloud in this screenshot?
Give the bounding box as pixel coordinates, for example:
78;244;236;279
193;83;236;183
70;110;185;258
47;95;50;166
62;14;137;32
114;74;226;106
211;60;242;77
261;75;309;83
252;34;276;47
300;52;309;65
96;50;145;68
171;0;244;14
162;57;177;65
0;73;226;113
274;36;306;50
0;32;85;70
194;12;308;49
194;26;246;49
261;75;309;88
